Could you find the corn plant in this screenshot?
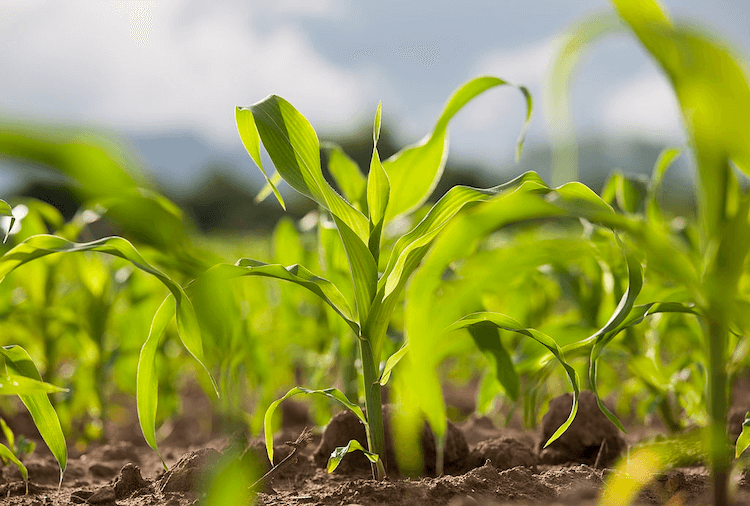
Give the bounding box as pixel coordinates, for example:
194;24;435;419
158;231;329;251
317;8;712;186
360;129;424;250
543;1;750;504
233;76;533;478
396;1;750;502
0;344;68;492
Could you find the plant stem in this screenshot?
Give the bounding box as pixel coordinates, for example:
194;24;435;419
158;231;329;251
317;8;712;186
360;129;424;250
359;338;386;479
707;317;730;506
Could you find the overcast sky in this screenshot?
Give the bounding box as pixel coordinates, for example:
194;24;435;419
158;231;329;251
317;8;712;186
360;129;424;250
2;0;750;182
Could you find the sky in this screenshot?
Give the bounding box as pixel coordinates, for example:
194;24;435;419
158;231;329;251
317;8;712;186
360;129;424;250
2;0;750;190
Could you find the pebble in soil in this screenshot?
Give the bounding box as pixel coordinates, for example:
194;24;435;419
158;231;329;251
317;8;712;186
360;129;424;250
539;391;626;467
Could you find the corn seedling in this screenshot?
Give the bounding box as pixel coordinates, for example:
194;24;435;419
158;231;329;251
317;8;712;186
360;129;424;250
233;76;532;478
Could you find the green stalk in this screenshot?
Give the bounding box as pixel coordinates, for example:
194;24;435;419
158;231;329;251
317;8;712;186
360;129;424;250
359;338;386;479
706;316;730;506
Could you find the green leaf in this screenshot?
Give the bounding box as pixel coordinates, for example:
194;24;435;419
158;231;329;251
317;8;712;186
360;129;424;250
263;387;365;464
446;313;580;447
236;107;285;209
736;412;750;458
379;341;409;386
0;443;28;493
587;248;644;433
647;147;683;223
0;375;68;396
383;76;533;223
381;172;547;299
601;172;649;214
236;96;369;242
322;142;366;207
136;296;174;468
366;103;390;261
326;439;380;473
331;216;378;324
0;417;14;450
0;345;66;485
0;199;15;243
467;322;520;401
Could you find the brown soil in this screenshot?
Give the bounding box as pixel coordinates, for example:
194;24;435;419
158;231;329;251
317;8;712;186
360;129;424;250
1;391;750;506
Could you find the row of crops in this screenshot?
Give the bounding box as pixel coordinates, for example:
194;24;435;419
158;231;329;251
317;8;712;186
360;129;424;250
1;1;750;505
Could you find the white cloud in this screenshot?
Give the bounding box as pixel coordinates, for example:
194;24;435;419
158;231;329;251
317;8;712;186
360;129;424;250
269;0;348;18
0;0;372;146
598;71;684;141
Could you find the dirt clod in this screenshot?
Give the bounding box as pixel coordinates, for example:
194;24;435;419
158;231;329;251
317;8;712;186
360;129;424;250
113;463;150;499
469;437;538;470
539;391;626;467
313;405;469;476
158;448;220;493
85;485;116;504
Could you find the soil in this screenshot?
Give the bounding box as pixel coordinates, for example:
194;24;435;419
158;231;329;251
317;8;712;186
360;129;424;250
1;390;750;506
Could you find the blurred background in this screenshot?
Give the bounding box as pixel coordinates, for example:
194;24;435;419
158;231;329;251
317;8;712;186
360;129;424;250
2;0;749;232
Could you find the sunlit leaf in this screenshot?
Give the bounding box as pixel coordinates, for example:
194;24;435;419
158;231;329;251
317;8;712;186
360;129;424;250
235;107;285;209
0;375;68;396
236;97;368;241
383;76;533;222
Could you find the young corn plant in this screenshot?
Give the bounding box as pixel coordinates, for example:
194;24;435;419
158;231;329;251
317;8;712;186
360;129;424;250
540;1;750;504
0;344;68;492
233;75;532;478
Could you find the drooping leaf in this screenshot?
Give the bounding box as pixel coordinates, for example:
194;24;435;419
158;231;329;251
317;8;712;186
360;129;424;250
0;345;66;486
446;313;580;447
327;439;380;473
263;387;365;463
382;76;533;222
